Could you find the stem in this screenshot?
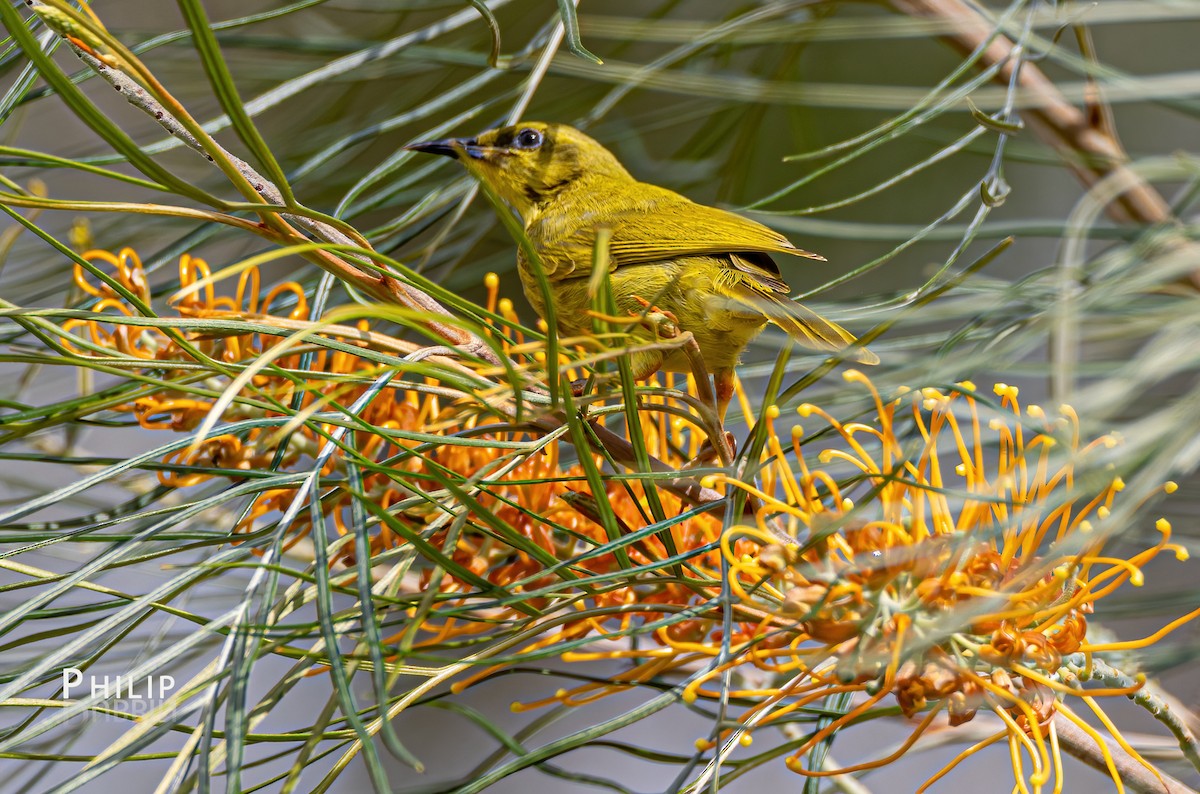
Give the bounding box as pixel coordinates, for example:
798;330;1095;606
884;0;1173;227
65;44;500;362
1053;713;1198;794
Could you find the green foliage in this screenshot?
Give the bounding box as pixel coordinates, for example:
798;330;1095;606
0;1;1198;792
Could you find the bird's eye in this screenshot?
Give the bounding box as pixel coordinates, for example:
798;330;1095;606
514;128;544;150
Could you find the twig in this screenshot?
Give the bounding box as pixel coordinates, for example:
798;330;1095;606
1069;656;1200;776
32;3;775;540
884;0;1174;228
64;44;501;362
586;422;793;543
885;0;1200;402
1054;713;1198;794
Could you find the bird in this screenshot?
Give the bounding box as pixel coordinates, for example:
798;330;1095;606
406;122;876;418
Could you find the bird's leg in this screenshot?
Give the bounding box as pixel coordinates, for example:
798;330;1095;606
625;296;674;381
632;302;712;408
714;368;736;424
687;368;737;463
705;369;734;462
626;296;733;465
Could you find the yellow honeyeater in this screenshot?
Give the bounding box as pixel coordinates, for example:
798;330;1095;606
407;122;876;415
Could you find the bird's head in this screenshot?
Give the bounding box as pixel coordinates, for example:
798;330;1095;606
405;122;632;220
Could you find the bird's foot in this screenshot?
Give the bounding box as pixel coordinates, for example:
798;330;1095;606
686;431;738;468
631;295;677;320
631;296;679;336
569;371;622;399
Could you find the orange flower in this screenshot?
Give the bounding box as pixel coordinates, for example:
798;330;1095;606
521;374;1194;793
70;247;1198;792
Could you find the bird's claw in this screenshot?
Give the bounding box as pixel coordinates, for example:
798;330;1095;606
632;296;678;324
685;431;737;468
631;296;679;338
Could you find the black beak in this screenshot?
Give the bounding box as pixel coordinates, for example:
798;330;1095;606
404;137;480;159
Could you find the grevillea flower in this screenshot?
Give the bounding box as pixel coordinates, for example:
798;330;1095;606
69;247;1200;791
65;250;724;571
539;374;1198;792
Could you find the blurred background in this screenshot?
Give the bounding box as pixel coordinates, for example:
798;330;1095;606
2;1;1199;791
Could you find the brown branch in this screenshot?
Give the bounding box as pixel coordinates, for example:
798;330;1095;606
1054;714;1198;794
884;0;1174;227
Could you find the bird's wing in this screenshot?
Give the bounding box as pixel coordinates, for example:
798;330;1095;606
733;283;879;365
728;252;790;294
540;185;822;286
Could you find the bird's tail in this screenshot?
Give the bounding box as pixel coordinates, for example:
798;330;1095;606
743;289;879;365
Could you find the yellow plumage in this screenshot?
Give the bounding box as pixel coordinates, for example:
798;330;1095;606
406;122;876;413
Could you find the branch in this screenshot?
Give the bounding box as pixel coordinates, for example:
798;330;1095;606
33;3;763;536
62;41;501;363
885;0;1174;227
1054;714;1198;794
